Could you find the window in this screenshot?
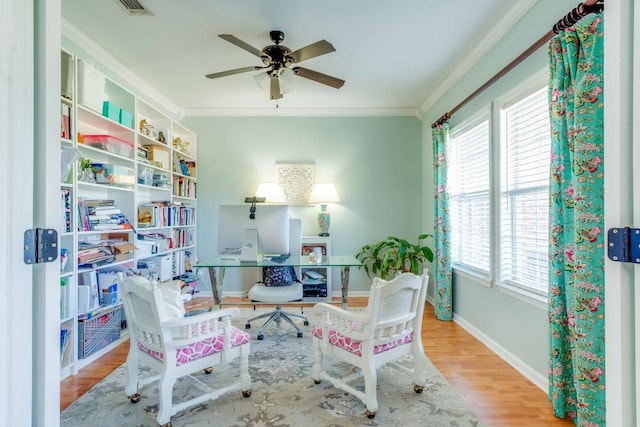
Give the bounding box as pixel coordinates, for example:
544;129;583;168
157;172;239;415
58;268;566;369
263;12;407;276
499;87;550;295
449;113;491;278
446;75;551;303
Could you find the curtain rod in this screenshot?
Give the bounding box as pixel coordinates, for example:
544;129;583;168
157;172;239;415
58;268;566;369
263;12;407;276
431;0;604;128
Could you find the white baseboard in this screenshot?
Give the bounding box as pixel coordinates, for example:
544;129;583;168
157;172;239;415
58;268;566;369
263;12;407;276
425;296;548;392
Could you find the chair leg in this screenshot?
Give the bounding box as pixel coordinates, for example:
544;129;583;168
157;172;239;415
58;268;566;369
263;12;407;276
251;305;309;338
156;374;175;426
412;345;429;392
362;360;379;418
311;338;324;383
125;346;140;397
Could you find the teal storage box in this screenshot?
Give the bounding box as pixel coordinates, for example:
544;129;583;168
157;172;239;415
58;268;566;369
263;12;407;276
102;101;121;122
119;109;133;129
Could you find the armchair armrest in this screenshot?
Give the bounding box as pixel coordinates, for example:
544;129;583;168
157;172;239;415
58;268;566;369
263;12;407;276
313;303;370;342
162;307;241;346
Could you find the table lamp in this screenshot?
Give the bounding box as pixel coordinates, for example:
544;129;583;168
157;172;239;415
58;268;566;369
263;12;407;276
308;183;340;236
255;182;286;204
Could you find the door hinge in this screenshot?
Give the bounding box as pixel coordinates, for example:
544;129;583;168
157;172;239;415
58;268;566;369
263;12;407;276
24;228;58;264
607;227;640;264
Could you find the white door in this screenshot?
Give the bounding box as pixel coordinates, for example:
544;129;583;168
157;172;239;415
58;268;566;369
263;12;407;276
1;1;61;426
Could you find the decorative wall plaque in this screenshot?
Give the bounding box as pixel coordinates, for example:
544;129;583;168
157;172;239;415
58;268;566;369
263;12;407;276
275;163;315;205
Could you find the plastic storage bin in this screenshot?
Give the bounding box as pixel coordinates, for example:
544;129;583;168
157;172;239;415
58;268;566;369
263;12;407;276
77;60;105;113
92;163;136;187
83;134;134;158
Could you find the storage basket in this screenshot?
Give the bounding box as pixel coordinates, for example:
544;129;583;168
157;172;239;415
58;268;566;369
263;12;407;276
78;305;122;359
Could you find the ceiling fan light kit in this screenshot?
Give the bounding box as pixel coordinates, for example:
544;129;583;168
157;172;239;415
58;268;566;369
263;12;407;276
206;30;345;101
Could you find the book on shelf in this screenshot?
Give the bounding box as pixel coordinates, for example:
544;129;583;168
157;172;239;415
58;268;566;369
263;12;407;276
81;270;100;311
60;277;68;319
61;189;72;233
60;103;71;140
60;327;72;363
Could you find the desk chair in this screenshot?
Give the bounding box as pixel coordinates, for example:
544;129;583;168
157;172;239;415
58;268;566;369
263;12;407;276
245;218;309;340
120;275;252;426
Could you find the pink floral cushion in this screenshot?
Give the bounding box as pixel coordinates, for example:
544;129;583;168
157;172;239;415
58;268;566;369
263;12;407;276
139;326;250;366
312;326;412;357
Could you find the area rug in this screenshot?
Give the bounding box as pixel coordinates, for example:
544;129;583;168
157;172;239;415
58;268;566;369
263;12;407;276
60;308;483;427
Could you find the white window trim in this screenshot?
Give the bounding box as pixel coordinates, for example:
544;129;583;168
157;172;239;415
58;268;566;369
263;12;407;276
452;264;492;288
499;282;548;310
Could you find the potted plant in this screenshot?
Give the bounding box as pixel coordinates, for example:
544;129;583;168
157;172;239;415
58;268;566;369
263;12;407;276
355;234;434;280
78;157;96;182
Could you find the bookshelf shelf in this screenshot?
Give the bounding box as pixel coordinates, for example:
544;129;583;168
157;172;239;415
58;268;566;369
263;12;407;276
58;50;198;381
300;236;332;303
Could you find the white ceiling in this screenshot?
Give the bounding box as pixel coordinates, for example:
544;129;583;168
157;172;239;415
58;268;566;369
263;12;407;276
61;0;538;117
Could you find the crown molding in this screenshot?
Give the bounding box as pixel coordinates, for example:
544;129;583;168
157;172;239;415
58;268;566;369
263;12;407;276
418;0;540;118
61;18;183;120
182;107;420;118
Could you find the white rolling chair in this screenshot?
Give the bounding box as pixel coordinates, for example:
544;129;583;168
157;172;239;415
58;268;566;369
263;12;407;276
245;218;309;340
311;271;430;419
120;275;252;426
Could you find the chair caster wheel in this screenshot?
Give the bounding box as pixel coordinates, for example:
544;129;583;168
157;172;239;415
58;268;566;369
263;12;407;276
204;367;213;374
303;320;309;326
313;379;321;384
366;410;376;419
242;389;252;398
297;332;303;338
129;393;141;403
414;384;424;394
257;334;264;340
245;323;251;329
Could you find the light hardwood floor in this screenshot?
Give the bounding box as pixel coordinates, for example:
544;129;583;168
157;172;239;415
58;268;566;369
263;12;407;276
60;298;575;426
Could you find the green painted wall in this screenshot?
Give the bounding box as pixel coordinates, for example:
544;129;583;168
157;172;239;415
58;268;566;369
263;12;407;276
421;0;578;386
182;116;423;293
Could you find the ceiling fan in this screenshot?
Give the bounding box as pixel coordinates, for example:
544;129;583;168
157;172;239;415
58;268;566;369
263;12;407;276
205;30;345;101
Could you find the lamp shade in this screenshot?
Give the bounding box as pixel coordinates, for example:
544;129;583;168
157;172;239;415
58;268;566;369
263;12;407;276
308;183;340;205
255;182;286;204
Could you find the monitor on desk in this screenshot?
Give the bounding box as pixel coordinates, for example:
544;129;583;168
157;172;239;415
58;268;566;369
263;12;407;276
217;204;290;262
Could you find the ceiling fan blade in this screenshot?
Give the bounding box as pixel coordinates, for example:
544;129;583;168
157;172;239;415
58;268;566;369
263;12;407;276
287;40;335;63
205;66;262;79
270;74;283;100
293;67;345;89
219;34;265;58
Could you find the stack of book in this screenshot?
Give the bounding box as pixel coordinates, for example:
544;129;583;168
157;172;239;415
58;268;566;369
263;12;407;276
78;198;132;231
77;241;114;269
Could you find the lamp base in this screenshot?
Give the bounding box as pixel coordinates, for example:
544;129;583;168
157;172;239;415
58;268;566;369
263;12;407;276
317;211;331;238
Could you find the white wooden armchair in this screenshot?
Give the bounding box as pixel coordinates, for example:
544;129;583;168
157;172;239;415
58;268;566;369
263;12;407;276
311;271;429;419
120;275;252;426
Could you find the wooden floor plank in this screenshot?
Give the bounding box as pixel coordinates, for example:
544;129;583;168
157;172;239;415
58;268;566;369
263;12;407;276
60;297;574;426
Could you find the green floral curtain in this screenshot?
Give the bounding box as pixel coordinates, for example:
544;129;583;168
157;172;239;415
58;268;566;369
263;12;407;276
547;14;605;425
432;123;452;321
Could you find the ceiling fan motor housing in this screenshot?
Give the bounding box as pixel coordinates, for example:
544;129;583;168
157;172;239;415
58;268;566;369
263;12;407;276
269;30;285;44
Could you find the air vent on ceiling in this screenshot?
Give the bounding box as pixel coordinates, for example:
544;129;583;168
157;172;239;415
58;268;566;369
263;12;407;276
114;0;153;16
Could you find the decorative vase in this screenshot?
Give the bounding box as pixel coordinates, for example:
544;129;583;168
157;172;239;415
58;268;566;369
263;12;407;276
80;168;95;182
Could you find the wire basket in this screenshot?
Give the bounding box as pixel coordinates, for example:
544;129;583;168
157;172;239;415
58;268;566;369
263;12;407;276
78;305;122;359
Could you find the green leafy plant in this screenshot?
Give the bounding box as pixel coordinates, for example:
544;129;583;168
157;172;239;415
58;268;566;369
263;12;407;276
79;157;95;172
355;234;434;280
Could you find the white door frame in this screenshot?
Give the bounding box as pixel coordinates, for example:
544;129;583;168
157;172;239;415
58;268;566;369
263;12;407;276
604;0;638;426
1;1;61;426
1;1;36;426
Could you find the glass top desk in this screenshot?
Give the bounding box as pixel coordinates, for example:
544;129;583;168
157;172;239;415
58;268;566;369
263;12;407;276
193;255;362;309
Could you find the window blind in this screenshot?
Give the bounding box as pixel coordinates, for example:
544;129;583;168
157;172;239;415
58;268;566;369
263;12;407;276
449;118;491;275
500;87;550;294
